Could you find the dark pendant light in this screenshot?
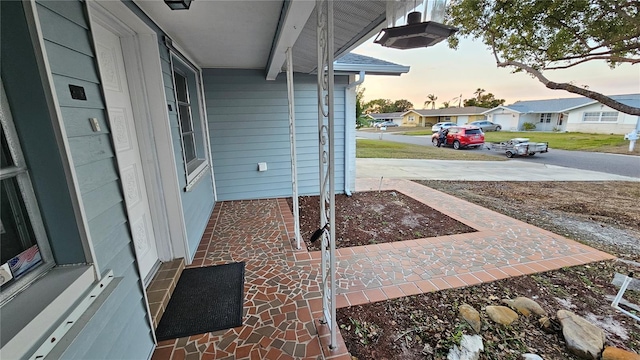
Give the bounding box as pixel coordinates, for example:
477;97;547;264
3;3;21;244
164;0;192;10
374;10;458;50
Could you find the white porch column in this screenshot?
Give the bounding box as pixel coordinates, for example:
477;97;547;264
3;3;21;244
316;0;337;349
285;48;302;249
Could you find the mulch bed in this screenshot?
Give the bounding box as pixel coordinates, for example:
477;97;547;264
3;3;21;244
336;260;640;360
290;190;476;252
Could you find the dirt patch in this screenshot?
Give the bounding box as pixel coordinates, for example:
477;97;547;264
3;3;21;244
294;181;640;359
291;191;476;252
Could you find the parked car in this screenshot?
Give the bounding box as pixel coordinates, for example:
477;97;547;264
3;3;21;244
468;120;501;132
431;125;485;149
376;121;399;128
431;122;456;133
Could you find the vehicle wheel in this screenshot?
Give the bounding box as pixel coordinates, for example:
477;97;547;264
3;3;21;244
506;151;514;158
528;152;535;156
453;141;461;150
496;126;501;131
432;137;439;147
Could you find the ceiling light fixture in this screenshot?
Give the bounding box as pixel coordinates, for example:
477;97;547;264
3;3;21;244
164;0;192;10
375;10;457;50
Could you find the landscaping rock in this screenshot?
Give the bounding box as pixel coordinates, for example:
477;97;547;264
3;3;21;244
446;334;484;360
557;310;606;360
522;354;544;360
503;297;547;317
486;306;518;326
602;346;640;360
459;304;481;333
539;317;551;330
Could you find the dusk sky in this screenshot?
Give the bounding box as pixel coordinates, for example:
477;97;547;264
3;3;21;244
352;36;640;109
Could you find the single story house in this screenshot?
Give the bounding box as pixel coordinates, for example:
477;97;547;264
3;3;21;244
0;0;411;358
364;112;406;125
401;107;488;127
484;94;640;133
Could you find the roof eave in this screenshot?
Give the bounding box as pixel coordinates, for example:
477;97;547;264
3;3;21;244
333;63;410;76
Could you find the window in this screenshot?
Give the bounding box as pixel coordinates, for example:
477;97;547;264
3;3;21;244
582;111;619;122
1;94;53;304
171;54;209;190
408;116;415;122
539;113;552;123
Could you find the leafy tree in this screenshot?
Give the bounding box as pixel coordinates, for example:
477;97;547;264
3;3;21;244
364;98;413;113
364;98;393;113
356;86;366;119
424;94;438;109
447;0;640;115
440;101;451;108
463;88;505;108
393;99;414;112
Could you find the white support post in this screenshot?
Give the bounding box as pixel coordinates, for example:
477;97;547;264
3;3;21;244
286;48;302;250
317;0;337;350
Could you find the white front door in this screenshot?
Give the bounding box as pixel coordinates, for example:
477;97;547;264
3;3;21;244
93;22;160;280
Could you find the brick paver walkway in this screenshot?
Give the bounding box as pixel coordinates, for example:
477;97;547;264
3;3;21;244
152;178;614;360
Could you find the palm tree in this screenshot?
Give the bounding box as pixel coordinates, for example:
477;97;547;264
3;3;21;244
423;94;438;109
474;88;485;101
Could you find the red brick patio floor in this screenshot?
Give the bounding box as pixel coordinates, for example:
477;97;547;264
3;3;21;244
152;178;614;360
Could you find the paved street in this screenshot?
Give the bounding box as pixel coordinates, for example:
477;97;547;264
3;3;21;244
356;130;640;178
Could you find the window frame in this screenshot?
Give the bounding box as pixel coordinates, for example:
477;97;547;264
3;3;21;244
169;52;210;191
582;111;619;123
539;113;552;123
0;83;54;305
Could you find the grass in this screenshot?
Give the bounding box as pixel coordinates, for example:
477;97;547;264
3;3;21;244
356;139;505;161
400;128;638;155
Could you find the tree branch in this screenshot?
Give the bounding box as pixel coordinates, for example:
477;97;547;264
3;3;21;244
546;55;640;69
496;60;640;116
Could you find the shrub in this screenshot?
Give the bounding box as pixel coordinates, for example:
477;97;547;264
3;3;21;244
522;122;536;131
356;116;369;129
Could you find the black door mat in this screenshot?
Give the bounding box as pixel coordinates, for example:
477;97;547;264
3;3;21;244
155;262;245;341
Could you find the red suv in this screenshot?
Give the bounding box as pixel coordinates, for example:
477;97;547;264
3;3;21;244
431;125;484;149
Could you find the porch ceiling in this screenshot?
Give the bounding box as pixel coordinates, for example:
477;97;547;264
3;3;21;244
133;0;389;75
134;0;283;69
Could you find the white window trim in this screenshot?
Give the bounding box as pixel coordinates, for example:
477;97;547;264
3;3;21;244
169;53;210;191
0;78;55;305
582;111;619;123
539;113;552;123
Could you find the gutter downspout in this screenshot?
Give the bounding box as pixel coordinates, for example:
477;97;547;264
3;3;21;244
344;71;365;196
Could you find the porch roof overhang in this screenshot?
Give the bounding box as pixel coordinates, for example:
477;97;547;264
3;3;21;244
334;53;410;76
133;0;391;77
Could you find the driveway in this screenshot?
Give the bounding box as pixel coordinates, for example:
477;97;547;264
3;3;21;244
356;158;640;181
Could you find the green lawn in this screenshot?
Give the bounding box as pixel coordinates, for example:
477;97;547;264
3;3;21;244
403;130;637;155
356;139;505;160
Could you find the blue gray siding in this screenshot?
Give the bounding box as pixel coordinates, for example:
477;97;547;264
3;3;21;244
33;1;153;358
204;69;346;201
